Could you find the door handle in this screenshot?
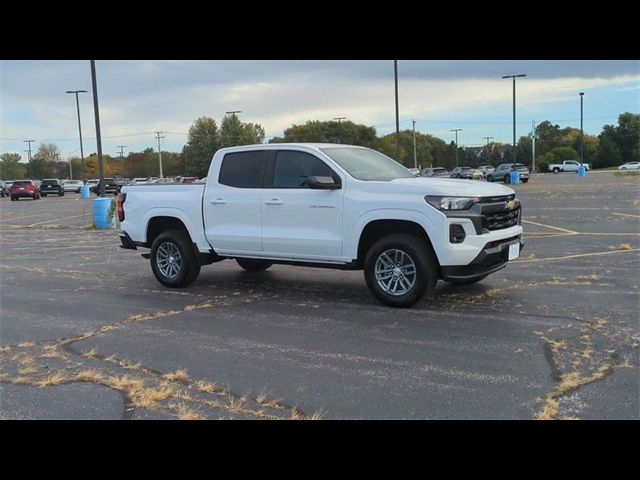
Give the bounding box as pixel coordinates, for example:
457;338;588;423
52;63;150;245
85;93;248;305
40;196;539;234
210;198;226;205
264;198;283;205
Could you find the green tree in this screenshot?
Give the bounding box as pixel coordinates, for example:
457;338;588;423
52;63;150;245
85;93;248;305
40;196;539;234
376;130;449;168
597;113;640;167
182;117;220;178
219;113;265;148
0;153;27;179
270;120;377;147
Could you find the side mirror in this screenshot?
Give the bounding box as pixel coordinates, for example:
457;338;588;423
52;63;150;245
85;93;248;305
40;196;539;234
307;176;341;190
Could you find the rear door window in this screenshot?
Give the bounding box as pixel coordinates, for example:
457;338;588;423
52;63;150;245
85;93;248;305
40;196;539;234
219;151;266;188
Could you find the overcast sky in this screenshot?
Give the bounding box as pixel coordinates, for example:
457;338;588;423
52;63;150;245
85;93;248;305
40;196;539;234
1;60;638;161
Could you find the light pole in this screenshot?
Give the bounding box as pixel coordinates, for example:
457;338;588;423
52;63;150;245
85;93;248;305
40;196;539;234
501;74;527;165
412;120;417;170
579;92;584;165
90;60;105;198
155;132;165;178
333;117;346;143
66;90;87;178
450;129;462;168
394;60;400;161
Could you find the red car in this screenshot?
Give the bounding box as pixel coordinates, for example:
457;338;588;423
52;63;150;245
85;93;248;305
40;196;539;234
10;180;40;201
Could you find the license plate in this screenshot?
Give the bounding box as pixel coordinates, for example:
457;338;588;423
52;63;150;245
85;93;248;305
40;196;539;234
508;243;520;260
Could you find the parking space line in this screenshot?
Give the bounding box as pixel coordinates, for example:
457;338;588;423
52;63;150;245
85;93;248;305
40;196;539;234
0;212;52;221
522;219;579;234
28;213;86;227
513;248;640;264
612;212;640;219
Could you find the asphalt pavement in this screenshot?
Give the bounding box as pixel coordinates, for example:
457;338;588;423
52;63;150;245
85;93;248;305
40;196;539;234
0;172;638;419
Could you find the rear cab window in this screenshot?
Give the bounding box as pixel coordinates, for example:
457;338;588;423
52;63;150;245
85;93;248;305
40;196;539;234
218;151;266;188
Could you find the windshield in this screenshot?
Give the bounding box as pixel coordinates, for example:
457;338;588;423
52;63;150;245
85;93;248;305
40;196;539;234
320;147;414;181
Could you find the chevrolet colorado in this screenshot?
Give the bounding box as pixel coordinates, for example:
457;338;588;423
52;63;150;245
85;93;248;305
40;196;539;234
119;144;524;307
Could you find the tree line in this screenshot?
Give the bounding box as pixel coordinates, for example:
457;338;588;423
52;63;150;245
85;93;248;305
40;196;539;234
1;112;637;180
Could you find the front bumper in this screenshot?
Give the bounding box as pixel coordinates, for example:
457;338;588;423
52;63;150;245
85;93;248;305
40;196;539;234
440;235;524;281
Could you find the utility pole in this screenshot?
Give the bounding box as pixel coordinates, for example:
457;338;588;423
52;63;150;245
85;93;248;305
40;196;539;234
68;156;73;180
450;129;462;168
483;136;493;145
90;60;106;198
531;120;536;173
579;92;584;165
117;145;126;159
24;140;35;178
412;120;417;170
155;132;165;178
394;60;400;161
333;117;346;143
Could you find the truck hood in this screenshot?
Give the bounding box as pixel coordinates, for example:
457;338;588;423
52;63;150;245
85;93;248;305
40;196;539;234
389;177;515;197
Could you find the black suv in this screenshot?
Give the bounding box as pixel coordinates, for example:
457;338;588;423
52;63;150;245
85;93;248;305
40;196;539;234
487;163;530;184
40;179;64;197
91;178;119;195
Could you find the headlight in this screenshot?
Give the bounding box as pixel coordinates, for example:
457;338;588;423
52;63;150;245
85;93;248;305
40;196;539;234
425;195;479;210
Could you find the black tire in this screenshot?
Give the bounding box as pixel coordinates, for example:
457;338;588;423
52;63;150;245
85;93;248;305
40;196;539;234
10;196;15;201
42;193;47;197
446;274;488;286
60;191;64;196
504;175;510;184
487;175;493;182
621;167;626;170
364;233;438;307
552;168;560;174
236;259;273;272
521;178;529;183
150;229;201;288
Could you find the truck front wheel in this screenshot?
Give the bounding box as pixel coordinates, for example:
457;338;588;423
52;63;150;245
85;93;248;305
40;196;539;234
552;167;560;174
150;230;200;288
364;233;438;307
236;259;273;272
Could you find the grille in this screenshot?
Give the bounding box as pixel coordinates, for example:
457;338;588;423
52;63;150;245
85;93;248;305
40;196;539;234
484;208;520;230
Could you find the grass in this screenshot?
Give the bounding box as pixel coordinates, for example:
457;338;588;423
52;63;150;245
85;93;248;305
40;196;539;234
74;369;107;383
130;385;176;409
162;369;189;383
535;397;559;420
614;171;640;177
18;366;38;376
119;359;142;370
617;243;633;251
36;372;68;387
172;403;206;420
12;376;32;385
193;380;216;393
0;345;11;353
17;341;36;348
40;345;65;359
82;348;98;358
108;375;145;392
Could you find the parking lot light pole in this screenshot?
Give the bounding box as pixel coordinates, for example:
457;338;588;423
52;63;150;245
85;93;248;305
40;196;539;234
394;60;400;161
450;129;462;168
502;74;527;166
579;92;584;165
90;60;105;198
65;90;87;179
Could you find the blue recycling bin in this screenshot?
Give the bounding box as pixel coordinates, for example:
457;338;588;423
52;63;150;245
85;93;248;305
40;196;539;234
80;184;91;199
510;170;521;184
578;165;587;177
92;197;114;229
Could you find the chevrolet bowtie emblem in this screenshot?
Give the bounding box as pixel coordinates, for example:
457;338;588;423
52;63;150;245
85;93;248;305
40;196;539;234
506;200;517;210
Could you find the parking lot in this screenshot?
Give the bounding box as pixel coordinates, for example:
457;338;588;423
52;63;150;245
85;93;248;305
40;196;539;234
0;172;638;419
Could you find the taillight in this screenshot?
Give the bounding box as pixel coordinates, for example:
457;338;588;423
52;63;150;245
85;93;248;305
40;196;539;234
117;193;126;222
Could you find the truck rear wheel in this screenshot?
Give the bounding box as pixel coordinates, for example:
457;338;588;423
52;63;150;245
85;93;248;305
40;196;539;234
150;229;200;288
236;259;273;272
364;233;438;307
552;167;560;174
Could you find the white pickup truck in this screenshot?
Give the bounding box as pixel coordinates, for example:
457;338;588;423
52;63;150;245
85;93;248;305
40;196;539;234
118;144;524;307
548;160;590;173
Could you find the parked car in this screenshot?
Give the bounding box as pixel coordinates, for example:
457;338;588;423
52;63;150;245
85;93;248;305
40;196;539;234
487;163;530;183
131;177;149;185
148;177;176;184
91;178;119;195
478;165;495;176
0;180;8;197
420;167;450;177
119;144;523;307
10;180;40;200
618;162;640;171
40;178;65;197
407;168;420;176
179;176;200;184
62;179;85;193
548;160;590;173
451;166;483;180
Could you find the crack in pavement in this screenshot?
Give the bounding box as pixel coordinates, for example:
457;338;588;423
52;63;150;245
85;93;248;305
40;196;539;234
0;295;320;420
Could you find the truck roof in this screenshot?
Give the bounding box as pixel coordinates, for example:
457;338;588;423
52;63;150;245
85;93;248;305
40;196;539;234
216;143;370;154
